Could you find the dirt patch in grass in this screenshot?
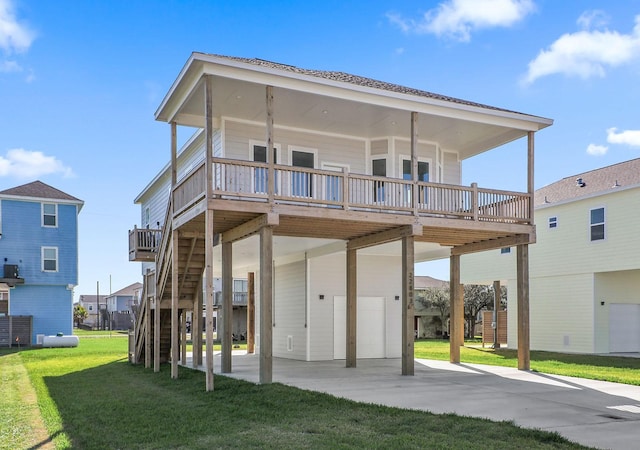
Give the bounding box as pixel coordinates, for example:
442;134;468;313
0;352;53;449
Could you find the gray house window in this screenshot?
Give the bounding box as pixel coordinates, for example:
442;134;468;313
590;207;605;241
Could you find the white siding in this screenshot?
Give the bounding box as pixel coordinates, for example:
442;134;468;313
308;252;402;360
273;261;307;360
442;151;461;185
224;119;367;173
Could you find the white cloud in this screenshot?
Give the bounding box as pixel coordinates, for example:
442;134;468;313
0;58;19;72
586;144;608;156
607;127;640;147
387;0;535;42
0;148;74;179
522;14;640;85
0;0;35;54
577;10;610;31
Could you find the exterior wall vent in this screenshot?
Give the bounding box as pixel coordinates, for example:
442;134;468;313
287;335;293;352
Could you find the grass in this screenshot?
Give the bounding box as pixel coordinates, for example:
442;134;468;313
0;338;591;449
72;328;128;337
415;339;640;385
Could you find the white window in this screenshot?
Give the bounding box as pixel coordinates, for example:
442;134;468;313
251;142;280;194
548;216;558;229
372;158;387;202
500;247;511;254
42;203;57;227
290;148;316;198
42;247;58;272
590;207;605;241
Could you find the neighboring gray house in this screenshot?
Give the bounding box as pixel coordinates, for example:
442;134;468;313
105;282;142;330
462;158;640;354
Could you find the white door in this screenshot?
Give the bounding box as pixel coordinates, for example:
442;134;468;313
333;296;385;359
609;303;640;352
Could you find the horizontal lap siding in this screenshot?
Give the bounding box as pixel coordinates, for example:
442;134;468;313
442;152;461;185
308;252;402;360
273;261;307;360
224;120;366;173
10;285;73;342
1;201;78;285
594;270;640;353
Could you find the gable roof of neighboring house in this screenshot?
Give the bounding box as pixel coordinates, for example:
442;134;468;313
78;295;107;304
0;180;84;210
534;158;640;207
106;282;143;298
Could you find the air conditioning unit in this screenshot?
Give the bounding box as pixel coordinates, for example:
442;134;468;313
4;264;19;279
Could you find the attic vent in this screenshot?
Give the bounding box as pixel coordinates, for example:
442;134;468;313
576;178;586;187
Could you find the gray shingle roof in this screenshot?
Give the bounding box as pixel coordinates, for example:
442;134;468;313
0;180;82;203
535;158;640;207
202;53;527;116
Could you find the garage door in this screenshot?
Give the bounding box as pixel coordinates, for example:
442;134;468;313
333;296;385;359
609;303;640;353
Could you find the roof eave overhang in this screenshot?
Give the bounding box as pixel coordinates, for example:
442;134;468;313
155;53;553;134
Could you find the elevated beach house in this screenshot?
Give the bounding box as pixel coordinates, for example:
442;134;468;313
0;181;83;346
129;53;552;390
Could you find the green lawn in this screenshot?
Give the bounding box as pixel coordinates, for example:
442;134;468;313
414;339;640;386
0;338;591;449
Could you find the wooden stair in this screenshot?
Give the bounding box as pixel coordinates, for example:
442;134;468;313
132;196;205;365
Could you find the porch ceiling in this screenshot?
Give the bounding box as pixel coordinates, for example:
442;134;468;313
157;55;552;160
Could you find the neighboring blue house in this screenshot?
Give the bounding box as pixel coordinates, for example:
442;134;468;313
0;181;83;345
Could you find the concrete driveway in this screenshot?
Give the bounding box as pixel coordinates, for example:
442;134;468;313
185;352;640;450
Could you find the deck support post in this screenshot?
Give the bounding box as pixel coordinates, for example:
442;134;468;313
204;212;215;391
411;111;419;216
528;131;535;223
193;273;203;367
449;254;461;363
266;85;275;204
259;226;274;384
171;232;179;379
493;280;501;349
144;270;151;368
402;235;415;375
221;241;233;373
154;286;160;372
204;74;215;391
346;247;357;368
517;244;530;370
247;272;256;354
180;309;187;365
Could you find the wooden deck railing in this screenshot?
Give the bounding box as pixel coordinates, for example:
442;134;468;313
166;158;531;225
128;226;162;260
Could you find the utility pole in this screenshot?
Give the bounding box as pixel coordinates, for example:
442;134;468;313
96;281;100;331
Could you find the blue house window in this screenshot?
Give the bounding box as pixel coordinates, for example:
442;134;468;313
42;247;58;272
42;203;57;227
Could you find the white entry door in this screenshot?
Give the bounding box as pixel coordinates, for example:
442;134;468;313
609;303;640;352
333;296;385;359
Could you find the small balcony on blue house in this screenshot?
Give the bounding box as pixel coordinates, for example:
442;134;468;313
1;264;24;287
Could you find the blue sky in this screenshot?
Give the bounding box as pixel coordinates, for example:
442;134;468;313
1;0;640;297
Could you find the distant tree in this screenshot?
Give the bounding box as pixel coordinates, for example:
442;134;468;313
463;284;504;338
74;304;88;328
416;283;450;336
